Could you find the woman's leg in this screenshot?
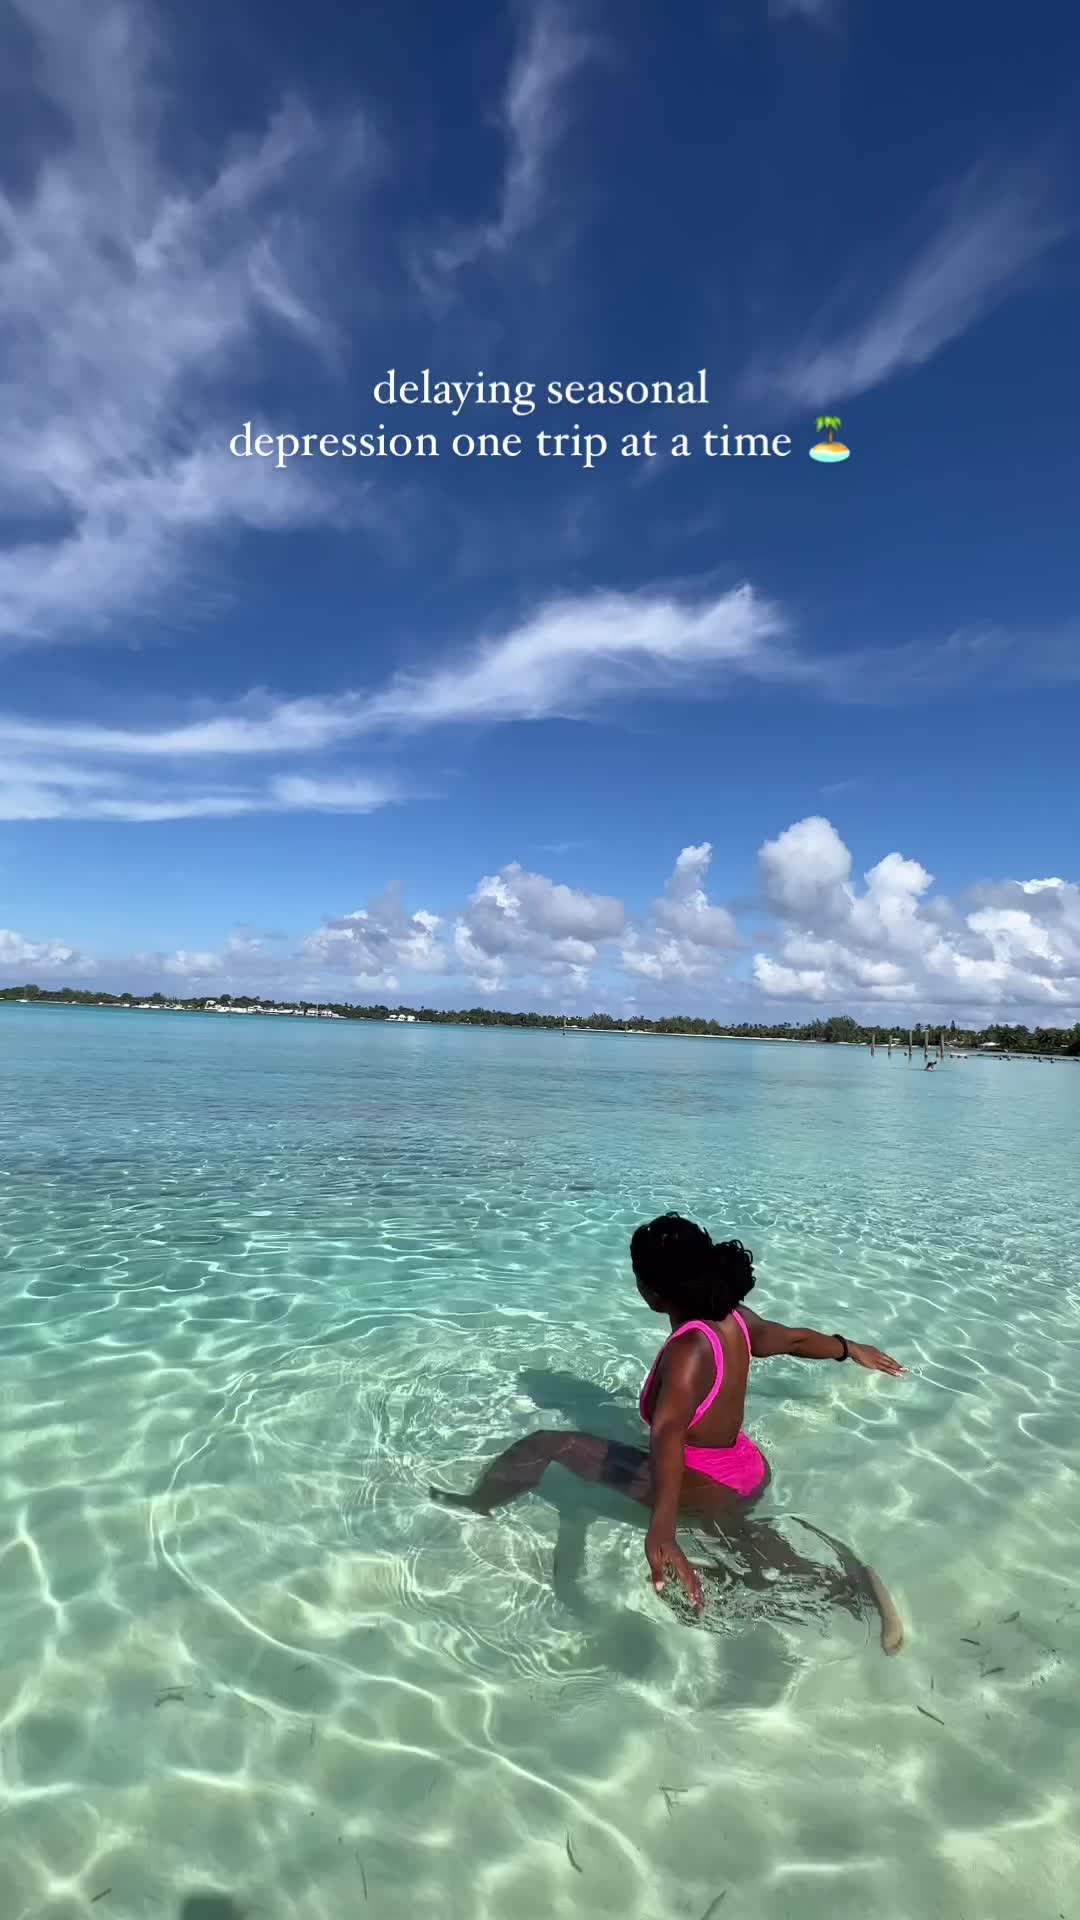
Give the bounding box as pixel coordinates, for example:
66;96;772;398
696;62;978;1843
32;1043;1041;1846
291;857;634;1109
788;1516;904;1654
431;1429;650;1515
685;1488;903;1654
432;1430;903;1653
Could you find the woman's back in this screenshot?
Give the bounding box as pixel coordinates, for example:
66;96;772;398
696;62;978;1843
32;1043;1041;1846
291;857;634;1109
640;1310;751;1449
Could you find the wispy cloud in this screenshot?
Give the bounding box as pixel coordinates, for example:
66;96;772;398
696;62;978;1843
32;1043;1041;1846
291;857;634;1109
0;755;403;823
416;0;599;288
749;163;1067;404
0;581;794;822
0;1;378;650
813;622;1080;703
362;583;793;729
4;586;1079;821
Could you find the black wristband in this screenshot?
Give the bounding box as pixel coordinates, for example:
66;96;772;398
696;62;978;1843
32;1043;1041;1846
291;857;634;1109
833;1334;849;1361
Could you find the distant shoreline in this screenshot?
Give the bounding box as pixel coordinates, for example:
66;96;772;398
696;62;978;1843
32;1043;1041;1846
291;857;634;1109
2;996;1077;1060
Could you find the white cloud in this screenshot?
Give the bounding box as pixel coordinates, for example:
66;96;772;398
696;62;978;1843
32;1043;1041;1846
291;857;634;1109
0;926;89;976
0;581;793;820
363;583;793;730
622;843;738;982
812;624;1080;704
163;950;230;980
0;584;789;750
4;601;1072;814
758;815;854;917
453;863;625;993
7;822;1079;1017
753;955;828;1000
750;164;1066;404
303;885;445;992
0;755;402;822
753;816;1080;1012
0;1;376;647
268;775;401;814
417;0;599;287
124;930;283;988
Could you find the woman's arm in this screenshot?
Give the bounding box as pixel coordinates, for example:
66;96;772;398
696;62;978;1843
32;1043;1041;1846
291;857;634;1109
644;1345;705;1608
740;1306;904;1375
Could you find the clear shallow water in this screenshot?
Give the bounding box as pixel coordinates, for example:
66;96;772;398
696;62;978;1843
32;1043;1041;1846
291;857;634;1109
2;1010;1079;1920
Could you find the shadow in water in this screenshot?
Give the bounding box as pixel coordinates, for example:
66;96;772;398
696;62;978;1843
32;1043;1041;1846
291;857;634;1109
517;1367;639;1443
180;1896;245;1920
549;1500;810;1708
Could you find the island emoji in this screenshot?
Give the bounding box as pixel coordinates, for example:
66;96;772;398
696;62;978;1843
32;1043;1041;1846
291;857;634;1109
810;414;850;462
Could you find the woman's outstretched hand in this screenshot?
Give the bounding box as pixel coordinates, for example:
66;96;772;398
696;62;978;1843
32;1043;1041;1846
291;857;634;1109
645;1523;704;1609
847;1342;905;1376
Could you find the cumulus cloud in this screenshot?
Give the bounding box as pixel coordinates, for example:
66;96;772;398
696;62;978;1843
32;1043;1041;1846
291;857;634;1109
153;932;284;984
0;926;90;976
303;885;445;992
753;816;1080;1012
622;843;738;982
0;0;377;648
7;822;1078;1017
749;163;1066;405
453;863;625;993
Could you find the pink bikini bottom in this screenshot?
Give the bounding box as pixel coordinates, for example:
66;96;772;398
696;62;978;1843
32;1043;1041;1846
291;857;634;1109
683;1429;768;1496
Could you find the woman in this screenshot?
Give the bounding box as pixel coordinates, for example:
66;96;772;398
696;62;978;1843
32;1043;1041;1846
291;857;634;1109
434;1212;905;1652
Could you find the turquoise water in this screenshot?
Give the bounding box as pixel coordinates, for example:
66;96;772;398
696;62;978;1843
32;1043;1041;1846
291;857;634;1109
2;1009;1079;1920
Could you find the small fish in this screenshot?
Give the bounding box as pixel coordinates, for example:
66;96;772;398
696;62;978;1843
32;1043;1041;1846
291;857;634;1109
1001;1612;1020;1625
90;1894;112;1907
154;1688;185;1707
566;1832;584;1874
360;1863;368;1901
293;1661;311;1672
309;1719;316;1747
700;1896;728;1920
917;1705;945;1726
982;1666;1005;1678
930;1676;935;1692
960;1638;981;1647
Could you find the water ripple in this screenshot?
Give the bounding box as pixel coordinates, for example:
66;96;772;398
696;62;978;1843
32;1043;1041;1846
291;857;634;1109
2;1010;1079;1918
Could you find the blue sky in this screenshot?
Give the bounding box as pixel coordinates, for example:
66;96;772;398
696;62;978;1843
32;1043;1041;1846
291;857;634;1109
1;0;1078;1017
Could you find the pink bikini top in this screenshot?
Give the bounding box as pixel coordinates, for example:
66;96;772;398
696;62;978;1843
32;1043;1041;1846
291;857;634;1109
639;1313;752;1428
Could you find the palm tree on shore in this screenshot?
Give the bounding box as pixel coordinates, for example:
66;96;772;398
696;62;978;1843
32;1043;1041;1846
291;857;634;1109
816;414;842;443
